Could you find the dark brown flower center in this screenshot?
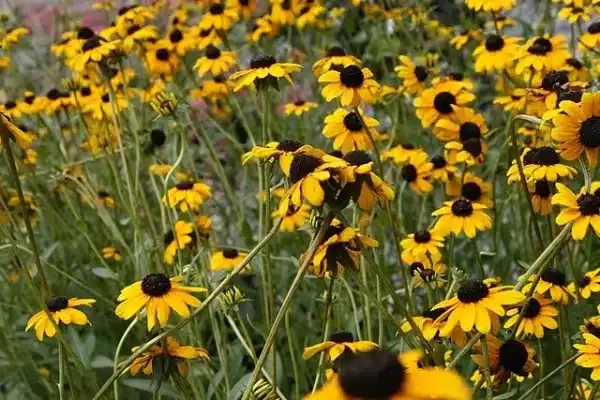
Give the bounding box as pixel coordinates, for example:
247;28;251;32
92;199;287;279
169;29;183;43
339;349;405;399
401;143;415;150
433;92;456;114
294;99;306;106
580;116;600;148
577;193;600;216
327;45;346;57
209;3;224;14
141;273;172;297
528;37;553;55
80;87;92;97
24;95;35;104
462;182;482;201
423;306;447;320
409;262;424;276
534;180;551;198
557;88;583;106
459;122;481;142
523;298;542;318
567;57;584;69
541;267;567;286
541;71;569;91
534;146;560;165
82;35;104;52
250;54;276;69
580;276;592;288
430;155;446;169
457;279;489;303
451;198;474;217
329;331;354;343
205;44;221;59
413;230;431;243
588;21;600;34
414;66;428;82
499;339;529;375
5;100;16;109
176;181;194;190
222;248;239;258
485;34;505;51
276;138;303;152
156;48;170;61
340;65;364;88
463;138;483;157
46;296;69;312
343;112;363;131
289;154;322;183
101;93;110;103
401;164;417;182
344;150;372;166
47;89;61;100
77;27;95;40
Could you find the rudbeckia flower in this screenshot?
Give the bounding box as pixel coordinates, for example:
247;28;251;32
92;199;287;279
296;2;325;29
115;5;155;37
18;91;46;115
558;4;593;23
210;248;250;271
303;331;377;361
270;0;295;25
312;46;360;77
521;267;574;304
394;55;431;95
579;21;600;52
0;112;33;149
430;152;457;183
432;198;492;238
271;202;311;231
400;307;467;346
199;3;239;31
1;26;30;48
472;336;536;388
465;0;516;12
309;221;378;278
83;90;129;121
574;333;600;380
408;256;447;288
323;108;380;154
149;163;189;181
129;336;209;377
433;279;525;335
115;273;206;330
194;45;237;76
514;35;571;84
119;24;158;52
336;151;395;211
241;139;323;176
530;179;554;216
145;43;179;77
434;105;487;142
552;182;600;240
163;221;195;265
473;34;520;73
102;246;121;261
283;99;318;116
319;65;380;107
504;295;558;338
414;81;475;128
381;143;426;165
197;28;223;49
163;180;212;211
551;92;600;167
568;268;600;298
0;99;21;119
308;349;471;400
229;54;301;91
26;297;96;341
166;27;197;56
494;88;528;114
522;146;577;181
400;229;444;264
399;151;434;195
69;35;118;73
446;172;493;208
227;0;257;19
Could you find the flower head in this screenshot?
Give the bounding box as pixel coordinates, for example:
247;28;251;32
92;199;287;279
26;297;96;341
552;182;600;240
319;65;380;107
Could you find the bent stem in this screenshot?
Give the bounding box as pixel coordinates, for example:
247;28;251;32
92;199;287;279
516;353;580;400
113;318;139;400
241;212;335;400
92;219;283;400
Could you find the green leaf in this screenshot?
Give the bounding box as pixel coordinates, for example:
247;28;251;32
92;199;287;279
91;267;117;280
90;355;113;369
227;374;251;400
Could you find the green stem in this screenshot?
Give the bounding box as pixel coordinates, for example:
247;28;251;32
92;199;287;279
58;340;65;400
480;337;493;400
516;353;579;400
311;277;335;393
113;318;138;400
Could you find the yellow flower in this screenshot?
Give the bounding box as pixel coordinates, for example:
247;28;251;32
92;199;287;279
400;307;467;346
319;65;380;107
163;221;195;265
211;248;249;271
145;43;179;77
432;198;492;238
129;336;209;376
473;34;520;73
272;203;311;231
569;268;600;298
514;35;571;84
102;247;121;261
228;54;301;92
530;179;554;216
119;24;158;52
194;45;237;76
26;297;95;341
521;267;574;304
312;46;360;77
296;2;325;29
552;182;600;240
198;3;239;31
149;163;189;181
574;333;600;380
323;108;380;154
227;0;257;19
414;81;475;128
494;88;528;114
69;35;119;73
465;0;516;12
399;151;433;195
381;143;426;165
165;26;197;56
504;295;559;338
579;21;600;52
0;112;33;149
163;180;212;211
241;139;323;176
400;229;444;264
283;99;318;116
433;280;525;335
302;331;377;361
430;152;457;183
395;55;431;95
115;273;205;330
558;4;593;23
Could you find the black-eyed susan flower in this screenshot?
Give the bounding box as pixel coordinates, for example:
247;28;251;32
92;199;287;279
26;297;96;341
119;24;158;52
552;182;600;240
472;336;536;387
336;151;395;211
115;5;154;36
564;57;590;82
271;203;311;231
579;21;600;52
319;65;380;107
430;152;457;183
465;0;516;12
102;246;121;261
432;198;492;238
194;45;237;76
521;267;574;304
323;108;379;154
574;333;600;380
381;143;425;165
283;99;318;116
448;173;493;208
569;268;600;298
163;180;212;211
450;29;481;50
1;26;30;48
210;248;250;271
115;273;205;330
494;88;528;114
302;331;377;361
433;279;525;335
227;0;257;19
400;306;466;345
146;43;179;77
196;27;223;49
395;56;430;95
69;35;118;73
558;4;593;23
552;92;600;167
296;1;325;29
473;34;520;73
0;112;33;149
164;221;195;265
149;163;189;181
229;54;301;92
199;3;239;31
312;46;360;77
409;256;447;289
129;336;209;376
166;27;197;56
270;0;295;25
241;139;322;176
514;35;570;83
310;222;378;278
308;349;471;400
18;91;46;115
523;146;577;181
434;106;488;142
400;229;444;264
399;151;433;195
504;295;559;338
530;179;554;216
414;81;475;128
